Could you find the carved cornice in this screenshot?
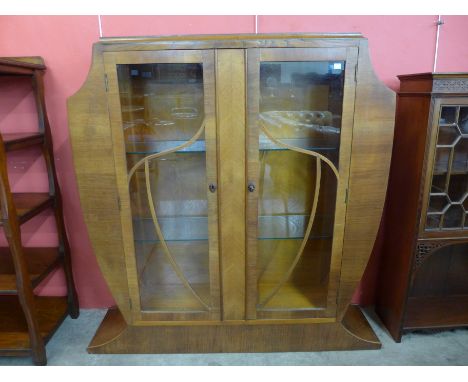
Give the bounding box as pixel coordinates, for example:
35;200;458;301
433;78;468;93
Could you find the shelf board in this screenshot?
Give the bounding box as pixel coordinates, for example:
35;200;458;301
259;138;338;152
132;214;333;242
433;161;468;176
140;283;211;313
0;295;68;356
404;295;468;331
257;282;328;311
0;193;54;226
2;132;44;151
433;169;468;176
124;138;339;155
0;58;45;76
0;247;61;294
126;139;206;155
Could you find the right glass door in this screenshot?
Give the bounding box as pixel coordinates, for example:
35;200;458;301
246;47;358;319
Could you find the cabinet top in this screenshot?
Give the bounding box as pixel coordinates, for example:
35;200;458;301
398;72;468;94
398;72;468;80
95;33;367;51
99;32;364;44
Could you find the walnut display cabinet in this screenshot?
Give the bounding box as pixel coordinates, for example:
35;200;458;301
67;34;395;353
376;73;468;342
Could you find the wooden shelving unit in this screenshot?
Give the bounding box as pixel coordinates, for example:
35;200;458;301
0;57;79;365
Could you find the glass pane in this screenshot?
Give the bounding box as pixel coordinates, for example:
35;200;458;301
426;214;441;230
428;194;449;213
118;63;212;313
431;174;446;193
433;147;451;175
257;61;344;312
448;174;468;202
442;205;464;229
452;137;468;174
437;125;460;146
439;106;457;124
459;107;468;134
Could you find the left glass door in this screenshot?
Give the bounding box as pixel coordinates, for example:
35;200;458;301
104;50;220;321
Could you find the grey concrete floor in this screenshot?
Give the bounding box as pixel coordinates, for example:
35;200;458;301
1;307;467;365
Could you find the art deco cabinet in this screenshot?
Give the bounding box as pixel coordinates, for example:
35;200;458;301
67;34;395;353
376;73;468;342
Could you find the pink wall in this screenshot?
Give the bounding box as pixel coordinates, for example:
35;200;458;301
0;15;467;308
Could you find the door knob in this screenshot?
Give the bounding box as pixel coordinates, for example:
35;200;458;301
248;183;256;192
209;183;217;193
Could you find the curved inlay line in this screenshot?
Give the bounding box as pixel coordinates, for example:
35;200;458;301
144;160;210;311
259;157;322;308
259;121;340;180
127;119;206;183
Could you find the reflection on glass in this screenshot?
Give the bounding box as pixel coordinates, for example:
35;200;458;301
118;63;212;312
426;105;468;231
257;61;344;312
459;107;468;134
439;106;457;124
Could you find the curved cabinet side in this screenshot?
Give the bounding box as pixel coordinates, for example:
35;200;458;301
338;39;396;320
67;43;132;323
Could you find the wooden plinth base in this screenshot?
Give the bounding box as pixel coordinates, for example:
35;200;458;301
88;305;380;354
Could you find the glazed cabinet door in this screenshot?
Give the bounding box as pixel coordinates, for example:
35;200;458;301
103;50;220;322
421;98;468;237
246;47;358;319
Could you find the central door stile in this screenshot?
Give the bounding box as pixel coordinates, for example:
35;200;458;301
216;49;247;320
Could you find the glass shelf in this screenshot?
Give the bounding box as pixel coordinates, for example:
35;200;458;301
132;214;332;242
126;140;206;155
125;138;339;155
259;137;338;152
133;216;208;242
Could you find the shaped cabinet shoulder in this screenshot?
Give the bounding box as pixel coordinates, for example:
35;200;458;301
68;43;132;322
337;39;395;319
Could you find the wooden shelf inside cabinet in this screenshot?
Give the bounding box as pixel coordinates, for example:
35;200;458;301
0;56;79;365
0;247;61;294
0;295;68;356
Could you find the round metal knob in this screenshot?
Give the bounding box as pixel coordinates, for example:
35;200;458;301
209;183;217;193
248;183;256;193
